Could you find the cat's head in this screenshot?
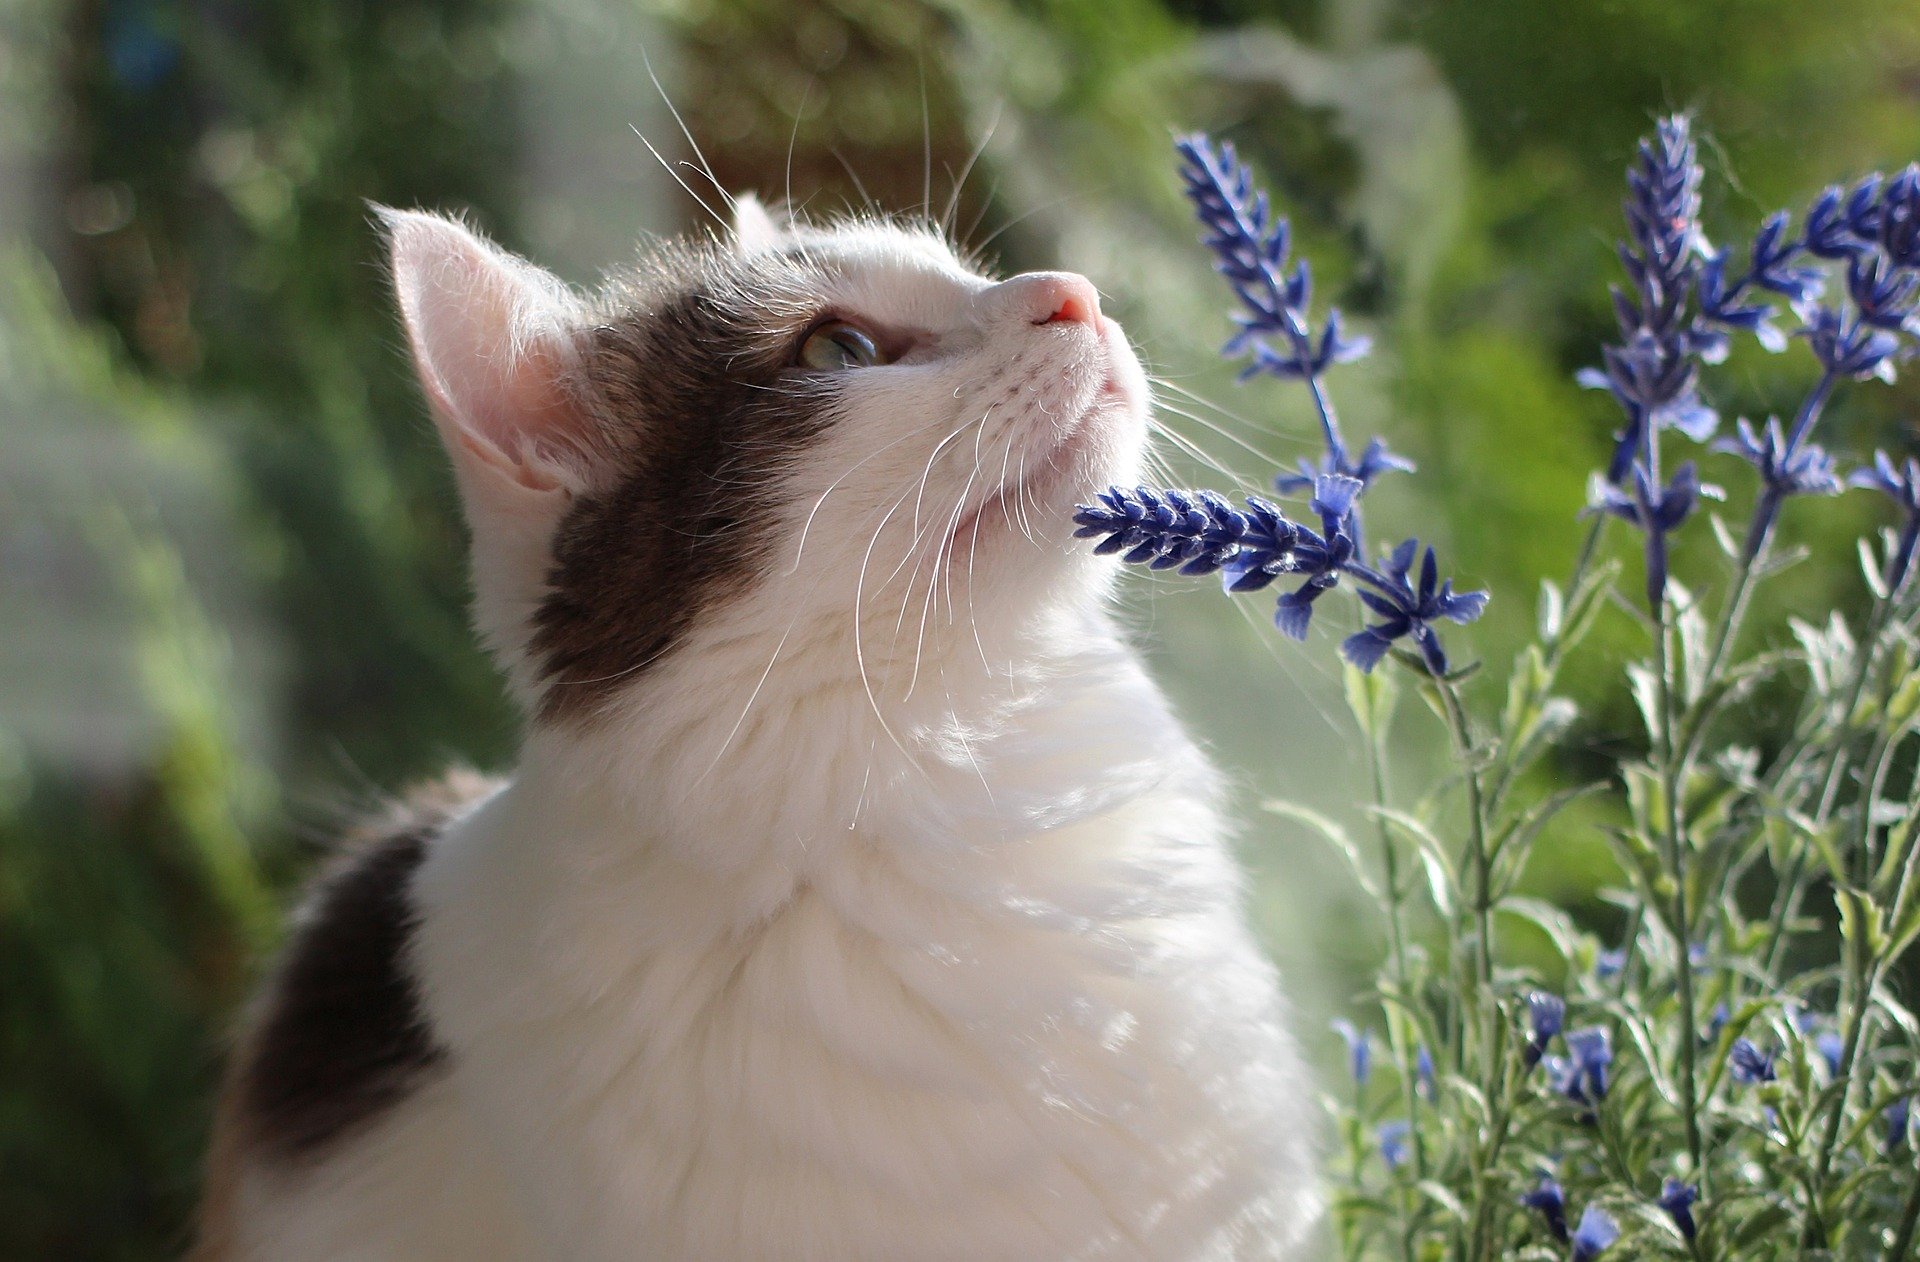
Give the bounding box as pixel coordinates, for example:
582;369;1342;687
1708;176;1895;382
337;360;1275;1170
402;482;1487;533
383;198;1147;722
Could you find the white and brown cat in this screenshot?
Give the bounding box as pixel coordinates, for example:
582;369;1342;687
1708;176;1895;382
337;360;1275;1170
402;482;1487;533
194;196;1322;1260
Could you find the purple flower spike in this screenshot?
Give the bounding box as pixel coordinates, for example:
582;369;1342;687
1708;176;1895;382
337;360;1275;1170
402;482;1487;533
1571;1205;1620;1261
1523;992;1567;1068
1728;1037;1776;1085
1332;1018;1371;1086
1851;450;1920;592
1340;540;1489;676
1175;134;1369;429
1658;1180;1699;1240
1522;1176;1570;1242
1376;1120;1411;1170
1886;1098;1912;1153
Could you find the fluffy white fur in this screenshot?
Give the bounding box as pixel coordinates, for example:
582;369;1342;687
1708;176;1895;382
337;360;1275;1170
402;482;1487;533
225;201;1322;1259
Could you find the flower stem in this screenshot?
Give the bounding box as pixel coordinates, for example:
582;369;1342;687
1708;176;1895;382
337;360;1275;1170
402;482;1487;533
1431;673;1510;1262
1890;1157;1920;1262
1651;603;1708;1190
1368;729;1429;1191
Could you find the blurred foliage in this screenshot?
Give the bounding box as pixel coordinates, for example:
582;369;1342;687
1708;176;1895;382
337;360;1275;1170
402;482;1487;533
5;0;1920;1255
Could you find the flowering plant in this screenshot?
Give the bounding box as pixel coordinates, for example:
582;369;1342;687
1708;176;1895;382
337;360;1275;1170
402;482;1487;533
1078;119;1920;1257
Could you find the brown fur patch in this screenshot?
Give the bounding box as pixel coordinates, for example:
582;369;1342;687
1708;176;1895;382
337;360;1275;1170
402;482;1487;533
530;245;843;722
193;771;497;1252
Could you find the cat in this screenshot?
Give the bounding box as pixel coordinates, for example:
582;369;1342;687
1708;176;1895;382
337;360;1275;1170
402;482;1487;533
193;194;1322;1260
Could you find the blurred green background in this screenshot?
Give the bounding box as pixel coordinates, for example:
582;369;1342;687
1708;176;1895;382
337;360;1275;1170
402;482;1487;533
5;0;1920;1255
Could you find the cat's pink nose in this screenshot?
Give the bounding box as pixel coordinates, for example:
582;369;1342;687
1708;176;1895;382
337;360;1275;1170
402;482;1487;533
996;272;1103;328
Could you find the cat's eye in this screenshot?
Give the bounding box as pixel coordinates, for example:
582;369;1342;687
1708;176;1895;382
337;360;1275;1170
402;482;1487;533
798;320;883;371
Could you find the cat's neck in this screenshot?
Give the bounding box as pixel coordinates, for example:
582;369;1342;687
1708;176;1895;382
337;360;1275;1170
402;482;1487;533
498;598;1179;886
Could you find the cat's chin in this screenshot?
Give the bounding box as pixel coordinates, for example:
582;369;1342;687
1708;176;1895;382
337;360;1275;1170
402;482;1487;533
947;391;1140;559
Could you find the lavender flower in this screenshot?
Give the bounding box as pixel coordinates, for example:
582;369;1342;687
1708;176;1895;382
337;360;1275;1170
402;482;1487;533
1658;1180;1699;1240
1580;116;1716;485
1333;1018;1372;1086
1377;1120;1411;1170
1703;1002;1730;1046
1801;306;1900;381
1078;135;1489;678
1886;1097;1912;1153
1522;1176;1570;1241
1881;166;1920;265
1255;475;1360;639
1814;1030;1845;1080
1570;1205;1620;1261
1272;437;1414;498
1523;992;1567;1068
1557;1026;1613;1104
1698;213;1821;351
1072;487;1296;577
1174;133;1369;454
1415;1044;1436;1099
1804;176;1885;259
1594;948;1626;980
1592;461;1715;605
1850;450;1920;592
1340;539;1490;675
1714;416;1842;523
1729;1038;1777;1085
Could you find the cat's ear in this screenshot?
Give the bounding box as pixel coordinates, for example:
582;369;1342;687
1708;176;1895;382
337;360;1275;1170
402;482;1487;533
379;207;598;497
730;194;786;254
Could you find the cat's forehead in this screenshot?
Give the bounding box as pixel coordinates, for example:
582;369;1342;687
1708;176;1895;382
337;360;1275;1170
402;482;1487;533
741;224;991;339
609;219;988;338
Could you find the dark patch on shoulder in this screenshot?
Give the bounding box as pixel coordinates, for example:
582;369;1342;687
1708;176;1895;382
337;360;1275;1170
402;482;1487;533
237;780;483;1161
530;246;840;722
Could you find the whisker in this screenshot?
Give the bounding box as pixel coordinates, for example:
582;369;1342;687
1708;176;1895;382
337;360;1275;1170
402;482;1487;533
788;415;957;578
829;148;877;212
629;125;725;228
640;47;729;211
1146;419;1265;493
784;76;815;214
942;106;1003;239
1151;398;1296;470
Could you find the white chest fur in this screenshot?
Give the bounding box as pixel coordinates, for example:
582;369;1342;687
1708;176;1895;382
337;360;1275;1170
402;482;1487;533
238;622;1321;1260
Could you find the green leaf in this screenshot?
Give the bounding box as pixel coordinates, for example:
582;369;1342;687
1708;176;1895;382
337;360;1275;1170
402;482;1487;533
1885;657;1920;729
1676;649;1796;758
1708;511;1741;560
1537;578;1564;642
1554;557;1621;654
1343;661;1399;748
1497;896;1583;966
1262;800;1381;902
1835;885;1886;956
1500;644;1547;745
1675;586;1710;705
1627;662;1662;745
1621;762;1665;840
1489;781;1605;865
1370;806;1458;916
1860;535;1890;599
1413;1180;1468;1222
1727;1202;1794;1251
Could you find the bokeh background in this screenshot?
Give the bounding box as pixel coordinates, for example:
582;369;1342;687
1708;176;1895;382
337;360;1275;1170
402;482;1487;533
5;0;1920;1255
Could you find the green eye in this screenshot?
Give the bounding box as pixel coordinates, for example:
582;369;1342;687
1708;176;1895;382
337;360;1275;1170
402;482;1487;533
798;320;882;371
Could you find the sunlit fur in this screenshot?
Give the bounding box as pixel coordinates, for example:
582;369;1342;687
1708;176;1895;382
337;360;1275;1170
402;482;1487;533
213;202;1322;1260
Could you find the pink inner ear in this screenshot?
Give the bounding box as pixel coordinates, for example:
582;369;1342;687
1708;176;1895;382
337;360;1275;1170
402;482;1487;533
385;209;593;493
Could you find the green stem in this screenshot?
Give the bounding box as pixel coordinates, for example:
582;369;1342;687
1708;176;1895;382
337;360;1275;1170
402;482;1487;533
1890;1158;1920;1262
1650;607;1708;1190
1368;735;1429;1191
1433;674;1506;1262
